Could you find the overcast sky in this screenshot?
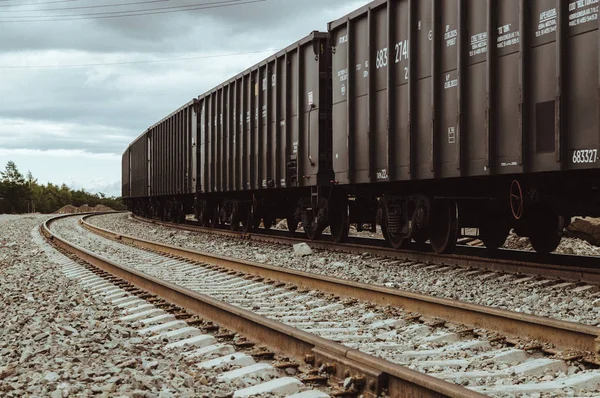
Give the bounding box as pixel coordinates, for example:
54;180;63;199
0;0;370;197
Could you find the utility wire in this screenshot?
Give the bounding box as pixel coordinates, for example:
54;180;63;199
2;0;245;17
0;0;263;21
0;49;275;69
0;0;81;6
1;0;173;12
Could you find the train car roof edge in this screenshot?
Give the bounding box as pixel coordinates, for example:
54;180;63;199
196;30;328;101
328;0;386;31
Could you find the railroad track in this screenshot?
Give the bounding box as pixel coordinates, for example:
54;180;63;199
132;214;600;285
42;213;600;397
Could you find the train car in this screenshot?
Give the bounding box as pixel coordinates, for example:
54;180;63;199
326;0;600;253
122;133;149;214
121;146;130;199
123;100;198;221
194;31;333;236
124;1;600;255
147;100;198;222
124;32;333;236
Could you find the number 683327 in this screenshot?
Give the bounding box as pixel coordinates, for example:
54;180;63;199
572;149;598;164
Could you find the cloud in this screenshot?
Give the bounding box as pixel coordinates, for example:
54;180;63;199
0;0;370;53
0;0;372;196
0;118;133;154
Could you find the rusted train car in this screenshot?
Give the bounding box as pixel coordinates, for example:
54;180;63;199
123;0;600;254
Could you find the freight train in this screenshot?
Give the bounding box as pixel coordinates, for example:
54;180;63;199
122;0;600;254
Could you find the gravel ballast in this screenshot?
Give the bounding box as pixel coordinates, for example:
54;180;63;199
0;214;245;397
89;213;600;327
52;215;600;397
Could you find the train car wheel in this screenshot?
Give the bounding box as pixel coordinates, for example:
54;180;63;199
381;208;408;250
429;200;459;254
304;221;323;240
303;210;324;240
385;227;408;249
176;204;186;224
377;201;392;244
210;206;220;228
240;205;253;234
380;197;408;250
480;210;510;249
195;201;207;226
529;213;564;254
252;210;261;229
480;222;510;249
300;198;327;240
263;215;274;230
529;232;561;254
287;216;299;232
230;202;241;232
330;196;350;243
197;210;209;227
411;204;429;244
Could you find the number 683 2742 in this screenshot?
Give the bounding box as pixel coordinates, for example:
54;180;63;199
572;149;598;164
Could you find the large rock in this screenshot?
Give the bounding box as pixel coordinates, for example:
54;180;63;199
567;217;600;246
293;243;313;257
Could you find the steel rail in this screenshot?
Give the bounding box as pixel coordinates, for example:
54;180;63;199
42;214;487;398
131;214;600;285
81;214;600;356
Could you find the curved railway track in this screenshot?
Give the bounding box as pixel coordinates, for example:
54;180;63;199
42;213;600;397
42;213;480;398
132;214;600;286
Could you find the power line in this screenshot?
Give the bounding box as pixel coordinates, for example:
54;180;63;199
0;0;263;21
2;0;245;17
0;49;275;69
4;0;242;18
1;0;172;12
0;0;81;6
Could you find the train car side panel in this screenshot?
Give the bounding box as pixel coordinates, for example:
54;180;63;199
129;134;148;198
122;147;130;198
329;0;600;185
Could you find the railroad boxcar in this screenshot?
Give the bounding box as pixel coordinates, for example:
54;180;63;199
123;133;149;215
123;100;198;221
121;146;130;199
194;31;333;236
325;0;600;253
147;100;198;222
124;32;333;236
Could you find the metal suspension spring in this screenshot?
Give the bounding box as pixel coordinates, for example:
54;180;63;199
301;208;311;229
386;206;402;234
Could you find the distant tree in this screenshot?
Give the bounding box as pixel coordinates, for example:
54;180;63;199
0;161;126;214
25;171;37;212
26;171;37;186
0;161;30;213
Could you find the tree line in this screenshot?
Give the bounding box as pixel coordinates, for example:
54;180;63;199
0;160;126;214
